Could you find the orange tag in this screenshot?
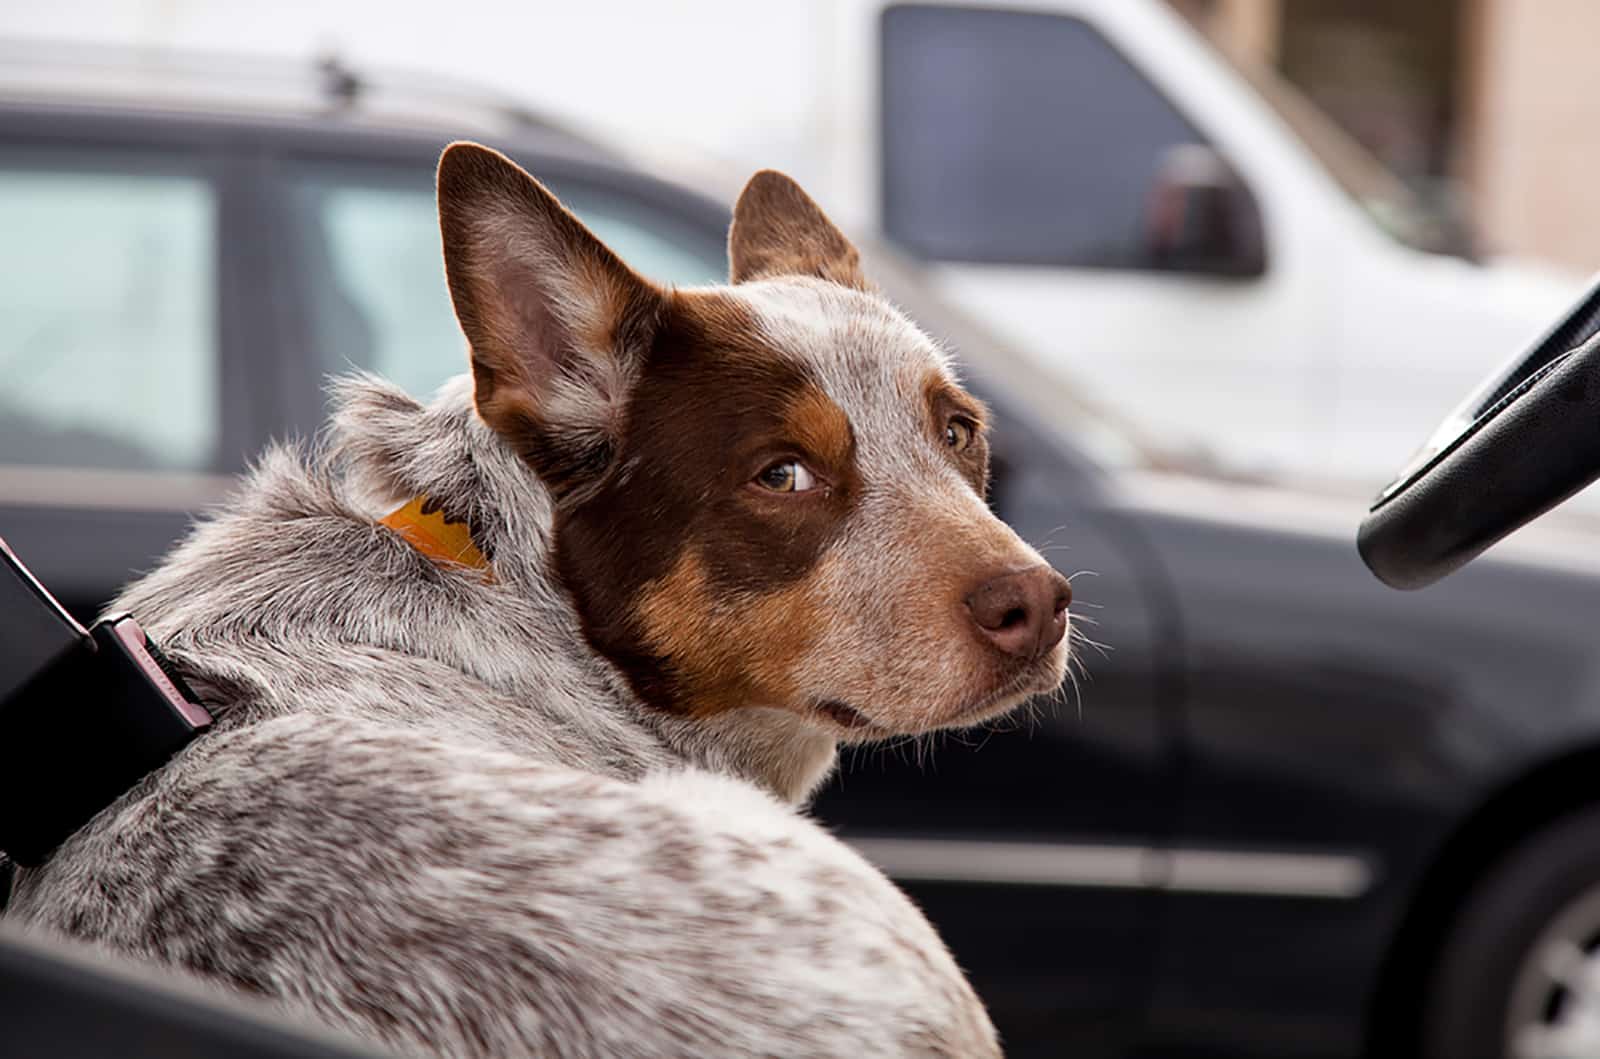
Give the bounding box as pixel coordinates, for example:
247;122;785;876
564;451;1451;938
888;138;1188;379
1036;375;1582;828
379;496;491;577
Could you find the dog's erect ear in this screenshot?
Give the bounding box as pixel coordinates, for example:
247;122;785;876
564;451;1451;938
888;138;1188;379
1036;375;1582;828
728;170;870;291
437;142;662;496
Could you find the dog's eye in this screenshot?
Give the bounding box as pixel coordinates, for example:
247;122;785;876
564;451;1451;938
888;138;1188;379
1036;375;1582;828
945;418;976;452
755;460;818;493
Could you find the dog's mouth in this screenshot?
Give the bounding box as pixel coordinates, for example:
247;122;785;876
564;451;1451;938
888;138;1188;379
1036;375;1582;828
814;699;878;732
809;654;1066;739
941;683;1039;729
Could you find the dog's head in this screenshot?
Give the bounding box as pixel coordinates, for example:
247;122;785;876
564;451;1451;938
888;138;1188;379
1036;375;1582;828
436;143;1070;745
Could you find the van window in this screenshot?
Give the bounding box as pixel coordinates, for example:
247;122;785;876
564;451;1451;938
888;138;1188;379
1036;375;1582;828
0;156;219;470
285;164;727;400
881;4;1211;268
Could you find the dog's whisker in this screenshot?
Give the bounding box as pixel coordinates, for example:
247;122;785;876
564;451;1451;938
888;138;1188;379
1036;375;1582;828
1072;633;1112;660
1065;666;1085;721
1032;522;1071;545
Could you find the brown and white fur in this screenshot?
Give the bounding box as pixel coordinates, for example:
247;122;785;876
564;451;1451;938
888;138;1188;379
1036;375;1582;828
6;144;1072;1057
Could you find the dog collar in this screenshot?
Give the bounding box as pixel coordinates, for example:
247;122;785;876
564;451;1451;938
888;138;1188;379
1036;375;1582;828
379;496;492;577
0;536;213;866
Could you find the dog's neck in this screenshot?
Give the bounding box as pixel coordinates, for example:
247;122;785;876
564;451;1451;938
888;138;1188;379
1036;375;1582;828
331;375;839;804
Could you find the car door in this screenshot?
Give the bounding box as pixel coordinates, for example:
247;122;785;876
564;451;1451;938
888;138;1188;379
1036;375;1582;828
0;108;276;618
1125;490;1600;1059
253;140;1174;1056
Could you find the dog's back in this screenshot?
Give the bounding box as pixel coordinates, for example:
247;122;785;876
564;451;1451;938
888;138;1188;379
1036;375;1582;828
14;716;994;1056
7;144;1077;1056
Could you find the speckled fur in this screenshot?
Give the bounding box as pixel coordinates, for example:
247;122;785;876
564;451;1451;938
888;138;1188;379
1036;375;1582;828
6;381;1000;1059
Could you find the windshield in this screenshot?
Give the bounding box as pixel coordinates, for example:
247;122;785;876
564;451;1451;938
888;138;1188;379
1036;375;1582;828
1215;43;1474;258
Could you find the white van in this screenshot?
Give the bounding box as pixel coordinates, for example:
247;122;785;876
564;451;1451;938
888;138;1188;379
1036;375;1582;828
811;0;1582;485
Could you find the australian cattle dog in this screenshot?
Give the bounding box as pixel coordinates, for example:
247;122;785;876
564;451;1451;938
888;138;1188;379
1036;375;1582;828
8;143;1073;1057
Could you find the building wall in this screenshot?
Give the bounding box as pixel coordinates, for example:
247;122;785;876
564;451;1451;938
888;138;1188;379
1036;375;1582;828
1174;0;1600;272
1463;0;1600;271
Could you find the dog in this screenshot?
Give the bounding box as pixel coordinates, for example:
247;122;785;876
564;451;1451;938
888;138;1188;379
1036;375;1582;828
7;143;1073;1057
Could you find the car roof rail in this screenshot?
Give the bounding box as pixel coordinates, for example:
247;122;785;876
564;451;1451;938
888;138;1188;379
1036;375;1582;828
0;37;596;145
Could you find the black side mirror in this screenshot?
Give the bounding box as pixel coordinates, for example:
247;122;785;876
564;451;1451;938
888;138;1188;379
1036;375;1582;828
1359;278;1600;588
1142;144;1266;278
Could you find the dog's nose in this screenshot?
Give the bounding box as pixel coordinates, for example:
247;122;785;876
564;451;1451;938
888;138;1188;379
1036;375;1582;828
965;566;1072;660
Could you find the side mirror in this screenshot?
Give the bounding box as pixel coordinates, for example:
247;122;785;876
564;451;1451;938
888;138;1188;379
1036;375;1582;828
1359;277;1600;588
1142;144;1266;278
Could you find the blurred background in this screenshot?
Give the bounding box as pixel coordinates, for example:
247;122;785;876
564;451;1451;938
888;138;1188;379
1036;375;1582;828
8;0;1600;485
1177;0;1600;271
6;2;1600;1058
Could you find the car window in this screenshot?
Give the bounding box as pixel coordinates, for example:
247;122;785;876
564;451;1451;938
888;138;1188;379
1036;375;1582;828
0;154;219;471
285;164;728;399
881;4;1211;268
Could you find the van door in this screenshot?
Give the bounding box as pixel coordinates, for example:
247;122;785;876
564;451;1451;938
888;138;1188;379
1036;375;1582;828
874;3;1327;473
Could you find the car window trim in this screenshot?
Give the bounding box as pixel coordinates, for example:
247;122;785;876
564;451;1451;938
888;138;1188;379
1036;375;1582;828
0;121;268;490
0;466;235;512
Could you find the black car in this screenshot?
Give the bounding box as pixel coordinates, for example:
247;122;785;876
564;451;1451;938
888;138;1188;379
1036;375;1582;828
6;50;1600;1059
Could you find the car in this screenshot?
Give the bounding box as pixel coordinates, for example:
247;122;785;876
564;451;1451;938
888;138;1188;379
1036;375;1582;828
7;47;1600;1059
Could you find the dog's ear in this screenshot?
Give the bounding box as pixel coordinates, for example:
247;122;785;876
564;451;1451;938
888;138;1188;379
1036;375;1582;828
437;142;662;496
728;170;870;291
